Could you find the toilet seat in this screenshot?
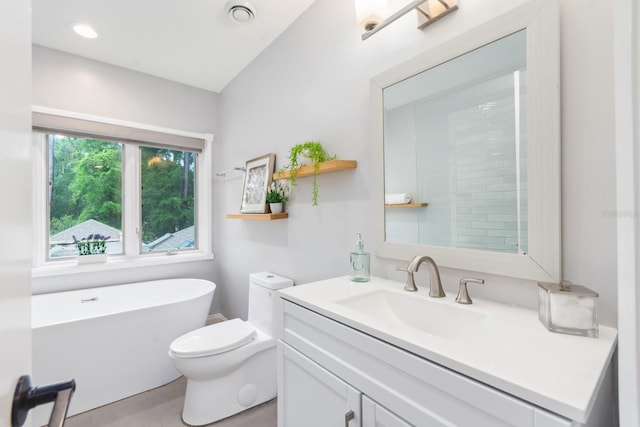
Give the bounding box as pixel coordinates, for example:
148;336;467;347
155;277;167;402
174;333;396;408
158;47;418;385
170;319;256;358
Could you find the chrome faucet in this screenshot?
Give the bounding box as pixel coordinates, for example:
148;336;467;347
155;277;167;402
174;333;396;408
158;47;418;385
400;255;446;298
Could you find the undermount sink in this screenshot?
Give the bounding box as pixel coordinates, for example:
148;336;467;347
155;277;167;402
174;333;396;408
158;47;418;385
335;289;488;340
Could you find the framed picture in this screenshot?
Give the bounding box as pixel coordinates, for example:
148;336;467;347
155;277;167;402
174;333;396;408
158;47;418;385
240;153;276;213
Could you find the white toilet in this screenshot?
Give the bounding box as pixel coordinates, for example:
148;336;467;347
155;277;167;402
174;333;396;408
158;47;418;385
169;272;293;426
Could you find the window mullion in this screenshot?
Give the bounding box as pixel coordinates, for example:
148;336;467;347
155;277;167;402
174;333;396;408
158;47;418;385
122;144;140;256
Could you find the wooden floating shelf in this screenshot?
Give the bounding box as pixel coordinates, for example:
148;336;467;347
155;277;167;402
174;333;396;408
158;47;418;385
385;203;428;209
273;159;357;180
226;213;288;220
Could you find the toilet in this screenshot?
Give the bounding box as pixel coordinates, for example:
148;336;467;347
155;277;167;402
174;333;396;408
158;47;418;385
169;272;293;426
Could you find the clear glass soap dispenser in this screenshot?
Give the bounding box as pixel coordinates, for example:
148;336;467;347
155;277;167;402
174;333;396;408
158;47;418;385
350;233;370;282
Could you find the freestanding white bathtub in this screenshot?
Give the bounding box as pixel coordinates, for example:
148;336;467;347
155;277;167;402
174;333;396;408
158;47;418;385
31;278;215;426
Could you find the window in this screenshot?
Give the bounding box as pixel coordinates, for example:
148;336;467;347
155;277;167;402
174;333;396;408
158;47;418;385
32;109;212;269
48;135;123;258
140;147;197;253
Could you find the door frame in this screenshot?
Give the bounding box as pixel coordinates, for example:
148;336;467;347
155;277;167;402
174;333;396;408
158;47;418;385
0;1;33;426
615;0;640;424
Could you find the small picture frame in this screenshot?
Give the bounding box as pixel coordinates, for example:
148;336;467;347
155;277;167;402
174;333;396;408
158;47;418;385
240;153;276;213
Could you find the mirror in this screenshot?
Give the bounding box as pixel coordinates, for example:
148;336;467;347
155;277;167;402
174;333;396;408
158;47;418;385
384;30;527;254
371;0;560;282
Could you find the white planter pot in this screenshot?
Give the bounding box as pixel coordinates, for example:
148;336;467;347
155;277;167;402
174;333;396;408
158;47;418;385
269;203;283;214
77;253;108;265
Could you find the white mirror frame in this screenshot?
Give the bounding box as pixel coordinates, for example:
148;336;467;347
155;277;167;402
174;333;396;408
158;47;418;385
371;0;560;282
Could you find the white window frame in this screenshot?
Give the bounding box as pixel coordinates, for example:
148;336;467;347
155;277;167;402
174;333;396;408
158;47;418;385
31;106;214;277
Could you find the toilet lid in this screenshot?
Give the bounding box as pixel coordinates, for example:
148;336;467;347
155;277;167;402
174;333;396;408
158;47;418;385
170;318;256;358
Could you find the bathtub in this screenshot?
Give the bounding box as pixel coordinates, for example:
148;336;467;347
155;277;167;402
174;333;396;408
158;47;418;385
32;278;215;425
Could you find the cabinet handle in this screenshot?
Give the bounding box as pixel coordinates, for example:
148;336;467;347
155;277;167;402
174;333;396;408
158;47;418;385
344;409;355;426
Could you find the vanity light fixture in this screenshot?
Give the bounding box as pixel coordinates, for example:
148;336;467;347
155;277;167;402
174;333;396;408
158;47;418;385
358;0;458;41
355;0;388;32
69;23;99;39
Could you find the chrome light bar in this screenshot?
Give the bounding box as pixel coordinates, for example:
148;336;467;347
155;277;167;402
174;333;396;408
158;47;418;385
362;0;458;41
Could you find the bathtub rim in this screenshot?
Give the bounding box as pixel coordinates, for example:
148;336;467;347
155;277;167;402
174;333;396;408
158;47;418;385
32;278;216;329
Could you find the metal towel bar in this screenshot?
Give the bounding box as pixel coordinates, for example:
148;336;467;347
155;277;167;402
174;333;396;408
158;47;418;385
215;166;245;177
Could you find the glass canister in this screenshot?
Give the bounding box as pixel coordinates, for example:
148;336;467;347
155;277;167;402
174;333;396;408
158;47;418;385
538;280;599;338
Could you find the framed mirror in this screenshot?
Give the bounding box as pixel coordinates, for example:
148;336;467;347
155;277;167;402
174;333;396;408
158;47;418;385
371;0;560;282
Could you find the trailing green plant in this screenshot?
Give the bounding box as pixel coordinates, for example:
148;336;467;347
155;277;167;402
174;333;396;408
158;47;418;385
281;141;336;206
73;233;109;255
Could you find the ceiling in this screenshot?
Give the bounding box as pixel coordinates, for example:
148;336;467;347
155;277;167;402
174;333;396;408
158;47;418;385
32;0;317;93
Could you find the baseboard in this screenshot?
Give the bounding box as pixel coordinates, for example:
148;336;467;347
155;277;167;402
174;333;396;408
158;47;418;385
206;313;227;326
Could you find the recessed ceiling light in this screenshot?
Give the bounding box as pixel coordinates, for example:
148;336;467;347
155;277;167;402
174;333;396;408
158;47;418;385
69;23;99;39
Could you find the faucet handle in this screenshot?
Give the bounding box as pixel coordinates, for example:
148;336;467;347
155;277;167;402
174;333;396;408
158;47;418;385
456;278;484;304
396;266;418;292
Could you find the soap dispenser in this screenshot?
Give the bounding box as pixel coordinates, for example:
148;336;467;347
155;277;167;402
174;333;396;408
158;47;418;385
350;233;370;282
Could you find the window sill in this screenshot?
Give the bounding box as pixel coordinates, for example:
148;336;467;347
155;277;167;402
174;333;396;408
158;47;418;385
31;251;214;279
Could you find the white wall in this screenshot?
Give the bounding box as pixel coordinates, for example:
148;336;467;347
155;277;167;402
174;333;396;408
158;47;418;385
558;0;617;326
218;0;618;327
33;45;218;133
32;46;221;312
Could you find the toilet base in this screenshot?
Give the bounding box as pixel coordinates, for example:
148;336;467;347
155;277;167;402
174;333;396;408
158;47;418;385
181;346;276;426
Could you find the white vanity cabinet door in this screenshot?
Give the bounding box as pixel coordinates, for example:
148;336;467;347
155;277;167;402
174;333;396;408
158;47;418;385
362;396;413;427
277;341;361;427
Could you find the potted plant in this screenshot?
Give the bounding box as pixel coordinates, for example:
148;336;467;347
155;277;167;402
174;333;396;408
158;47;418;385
265;181;290;214
281;141;335;206
73;233;110;264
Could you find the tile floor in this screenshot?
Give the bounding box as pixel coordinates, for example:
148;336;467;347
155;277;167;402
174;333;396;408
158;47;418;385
63;377;277;427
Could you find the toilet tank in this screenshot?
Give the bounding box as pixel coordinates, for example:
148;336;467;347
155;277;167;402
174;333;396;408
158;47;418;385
248;272;294;336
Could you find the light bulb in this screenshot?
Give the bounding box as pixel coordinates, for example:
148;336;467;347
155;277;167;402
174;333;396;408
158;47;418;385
70;23;99;39
354;0;388;31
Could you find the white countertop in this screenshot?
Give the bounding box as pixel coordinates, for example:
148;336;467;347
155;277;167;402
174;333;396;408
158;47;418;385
278;276;617;423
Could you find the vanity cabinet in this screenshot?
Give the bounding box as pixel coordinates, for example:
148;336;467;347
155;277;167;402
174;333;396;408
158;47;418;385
277;300;574;427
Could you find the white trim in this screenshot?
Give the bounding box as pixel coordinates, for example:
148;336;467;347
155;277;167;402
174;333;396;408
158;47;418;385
32;105;211;140
32;252;214;279
615;0;640;424
371;0;560;282
123;144;140;256
198;133;214;256
31;132;48;268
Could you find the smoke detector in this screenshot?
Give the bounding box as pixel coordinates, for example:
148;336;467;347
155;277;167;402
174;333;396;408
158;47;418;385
225;1;257;23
